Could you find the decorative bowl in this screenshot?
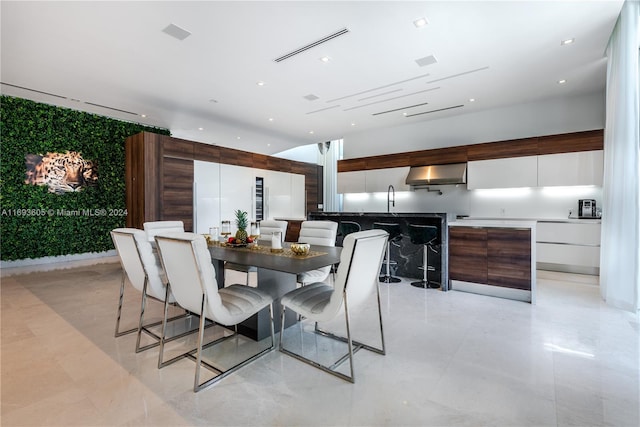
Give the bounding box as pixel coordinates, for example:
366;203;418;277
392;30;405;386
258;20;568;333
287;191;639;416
290;242;310;255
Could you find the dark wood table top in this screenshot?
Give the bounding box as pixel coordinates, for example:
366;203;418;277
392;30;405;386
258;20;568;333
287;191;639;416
208;243;342;275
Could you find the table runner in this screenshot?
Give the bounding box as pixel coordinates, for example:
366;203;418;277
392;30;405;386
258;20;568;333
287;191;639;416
210;243;327;259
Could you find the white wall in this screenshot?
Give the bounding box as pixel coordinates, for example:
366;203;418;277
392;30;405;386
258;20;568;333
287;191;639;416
343;185;602;220
341;91;605;158
273;143;322;164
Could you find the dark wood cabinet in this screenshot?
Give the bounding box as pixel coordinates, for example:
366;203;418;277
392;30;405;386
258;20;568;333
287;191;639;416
125;132;323;231
449;227;488;284
338;129;603;173
449;226;531;291
487;228;531;290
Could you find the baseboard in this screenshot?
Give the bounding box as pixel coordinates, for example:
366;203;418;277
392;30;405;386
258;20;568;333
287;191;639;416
1;250;118;277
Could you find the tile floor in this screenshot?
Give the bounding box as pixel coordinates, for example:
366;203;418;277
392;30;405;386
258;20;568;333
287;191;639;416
1;263;639;426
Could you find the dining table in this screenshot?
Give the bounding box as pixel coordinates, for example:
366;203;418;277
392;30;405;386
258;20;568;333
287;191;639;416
208;242;342;341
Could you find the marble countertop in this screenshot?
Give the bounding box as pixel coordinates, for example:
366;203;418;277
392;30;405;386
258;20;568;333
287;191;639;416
311;211;455;219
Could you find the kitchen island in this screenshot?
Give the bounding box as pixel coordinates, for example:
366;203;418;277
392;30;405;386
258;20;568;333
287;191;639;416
309;212;456;290
449;220;537;303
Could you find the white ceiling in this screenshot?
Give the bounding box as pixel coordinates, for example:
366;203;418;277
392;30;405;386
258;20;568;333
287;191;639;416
1;1;624;156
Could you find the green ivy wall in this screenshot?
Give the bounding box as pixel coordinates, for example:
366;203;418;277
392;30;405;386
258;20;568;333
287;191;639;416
0;96;170;261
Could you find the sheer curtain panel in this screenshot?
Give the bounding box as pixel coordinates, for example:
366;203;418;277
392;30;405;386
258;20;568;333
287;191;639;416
600;0;640;313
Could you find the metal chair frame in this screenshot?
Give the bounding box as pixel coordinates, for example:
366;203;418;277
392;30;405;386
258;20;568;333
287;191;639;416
279;233;386;383
156;235;275;392
112;229;194;353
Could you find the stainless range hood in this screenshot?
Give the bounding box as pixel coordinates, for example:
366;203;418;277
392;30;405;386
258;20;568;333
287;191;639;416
405;163;467;186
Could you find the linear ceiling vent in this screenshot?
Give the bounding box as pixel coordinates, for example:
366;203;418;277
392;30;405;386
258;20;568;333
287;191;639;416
84;102;138;115
274;28;350;63
1;82;67;100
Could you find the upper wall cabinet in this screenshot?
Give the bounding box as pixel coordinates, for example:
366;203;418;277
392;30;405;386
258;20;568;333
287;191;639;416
467;156;538;190
537;150;603;187
337;171;366;193
338;167;410;193
365;167;410;193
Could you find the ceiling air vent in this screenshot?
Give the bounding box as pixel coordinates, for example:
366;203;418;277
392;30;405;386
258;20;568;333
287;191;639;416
1;82;67;100
274;28;350;63
162;23;191;41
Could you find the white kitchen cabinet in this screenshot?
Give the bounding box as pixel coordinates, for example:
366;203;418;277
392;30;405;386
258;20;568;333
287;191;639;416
219;164;256;232
193;161;221;234
537;150;603;187
365;167;410;192
467;156;538;190
536;220;601;274
337;171;366;193
291;173;306;218
265;169;292;219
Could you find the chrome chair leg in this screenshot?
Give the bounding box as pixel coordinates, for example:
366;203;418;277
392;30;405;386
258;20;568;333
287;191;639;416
135;278;148;352
280;289;386;383
115;270;137;337
192;303;275;392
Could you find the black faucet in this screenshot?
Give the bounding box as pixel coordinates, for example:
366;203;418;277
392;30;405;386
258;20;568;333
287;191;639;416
387;184;395;212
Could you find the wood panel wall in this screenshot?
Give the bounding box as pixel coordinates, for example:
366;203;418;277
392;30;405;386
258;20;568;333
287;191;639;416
126;132;322;230
338;129;603;172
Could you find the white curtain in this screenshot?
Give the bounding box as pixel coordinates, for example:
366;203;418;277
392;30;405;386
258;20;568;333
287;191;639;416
322;139;341;212
600;0;640;313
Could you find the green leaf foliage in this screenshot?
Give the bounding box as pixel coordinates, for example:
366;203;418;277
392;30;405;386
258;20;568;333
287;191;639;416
0;95;170;261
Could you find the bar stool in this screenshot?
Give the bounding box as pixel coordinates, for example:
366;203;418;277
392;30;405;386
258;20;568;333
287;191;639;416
408;224;440;289
373;222;402;283
338;221;361;246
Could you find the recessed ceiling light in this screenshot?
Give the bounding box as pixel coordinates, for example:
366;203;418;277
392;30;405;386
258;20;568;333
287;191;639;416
351;123;356;126
257;81;265;86
469;98;475;102
414;17;428;28
558;79;567;84
198;127;204;131
140;114;147;118
320;56;331;63
268;118;274;122
403;112;408;116
561;38;575;46
237;136;241;140
267;144;271;147
309;130;314;134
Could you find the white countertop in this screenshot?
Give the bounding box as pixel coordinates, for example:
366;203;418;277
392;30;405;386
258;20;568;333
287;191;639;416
458;217;600;224
449;220;537;229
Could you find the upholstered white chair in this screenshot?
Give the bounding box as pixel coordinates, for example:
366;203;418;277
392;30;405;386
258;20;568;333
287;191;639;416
155;232;275;392
225;219;288;285
111;228;189;352
296;220;338;286
255;219;288;246
279;229;388;383
143;220;185;242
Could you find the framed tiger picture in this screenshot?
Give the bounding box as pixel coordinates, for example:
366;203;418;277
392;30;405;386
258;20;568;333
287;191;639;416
24;151;98;194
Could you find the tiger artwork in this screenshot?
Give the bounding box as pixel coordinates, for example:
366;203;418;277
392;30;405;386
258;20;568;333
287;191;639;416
24;151;98;194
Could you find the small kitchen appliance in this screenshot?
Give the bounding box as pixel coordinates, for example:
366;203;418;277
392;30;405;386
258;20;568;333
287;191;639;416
578;199;597;218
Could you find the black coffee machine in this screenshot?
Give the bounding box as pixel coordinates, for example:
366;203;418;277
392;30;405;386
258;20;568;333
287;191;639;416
578;199;597;218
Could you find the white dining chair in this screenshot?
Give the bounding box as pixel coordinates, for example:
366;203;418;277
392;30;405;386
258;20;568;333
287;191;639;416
155;232;275;392
143;220;184;242
225;219;288;285
110;228;192;352
279;229;388;383
296;220;338;286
